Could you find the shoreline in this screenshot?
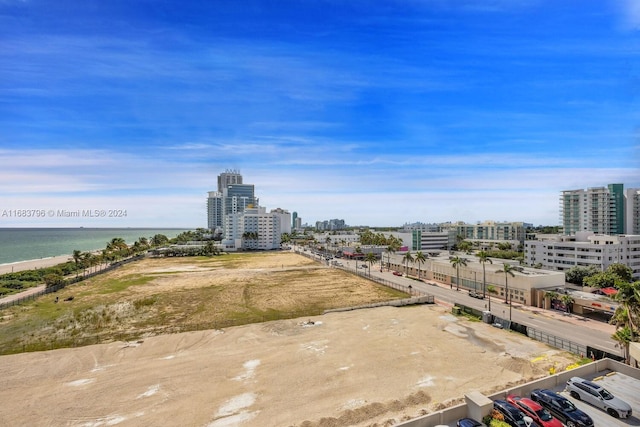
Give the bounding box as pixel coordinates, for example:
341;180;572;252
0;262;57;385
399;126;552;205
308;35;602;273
0;255;74;275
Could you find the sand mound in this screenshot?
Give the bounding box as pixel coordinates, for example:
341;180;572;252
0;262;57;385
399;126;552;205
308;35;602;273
0;304;577;427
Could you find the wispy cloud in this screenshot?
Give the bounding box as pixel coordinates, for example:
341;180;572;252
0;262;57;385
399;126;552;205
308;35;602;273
2;1;639;227
617;0;640;31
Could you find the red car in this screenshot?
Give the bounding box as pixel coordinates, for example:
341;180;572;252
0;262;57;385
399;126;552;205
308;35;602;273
506;395;563;427
392;271;403;276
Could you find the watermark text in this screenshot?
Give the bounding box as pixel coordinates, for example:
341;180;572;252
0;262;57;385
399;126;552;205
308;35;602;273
1;209;128;219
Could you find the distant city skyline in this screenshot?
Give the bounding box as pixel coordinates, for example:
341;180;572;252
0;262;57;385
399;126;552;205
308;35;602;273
2;1;639;228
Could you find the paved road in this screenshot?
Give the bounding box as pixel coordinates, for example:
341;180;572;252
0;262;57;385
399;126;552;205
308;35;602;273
324;254;621;358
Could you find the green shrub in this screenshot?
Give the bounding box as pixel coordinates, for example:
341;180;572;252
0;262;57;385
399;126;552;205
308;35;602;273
0;280;25;290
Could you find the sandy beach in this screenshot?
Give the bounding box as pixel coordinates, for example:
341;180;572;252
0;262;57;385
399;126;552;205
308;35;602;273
0;254;73;275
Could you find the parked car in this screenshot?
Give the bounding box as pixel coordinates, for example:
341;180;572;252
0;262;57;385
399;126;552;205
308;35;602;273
457;418;485;427
565;376;632;418
506;395;562;427
530;389;593;427
493;400;540;427
392;271;402;276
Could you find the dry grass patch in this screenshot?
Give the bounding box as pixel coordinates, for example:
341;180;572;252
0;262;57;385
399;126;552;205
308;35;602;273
0;252;406;354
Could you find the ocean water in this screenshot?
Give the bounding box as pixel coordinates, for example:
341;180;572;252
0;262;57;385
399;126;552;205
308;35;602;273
0;228;189;265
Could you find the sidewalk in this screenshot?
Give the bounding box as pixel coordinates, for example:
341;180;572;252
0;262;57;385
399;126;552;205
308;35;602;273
427;279;616;335
517;303;615;334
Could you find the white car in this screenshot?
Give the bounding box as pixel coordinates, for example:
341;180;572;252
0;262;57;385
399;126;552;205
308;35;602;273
565;376;632;418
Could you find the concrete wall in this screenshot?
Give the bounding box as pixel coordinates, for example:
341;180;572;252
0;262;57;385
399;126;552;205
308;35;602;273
396;358;640;427
630;342;640;367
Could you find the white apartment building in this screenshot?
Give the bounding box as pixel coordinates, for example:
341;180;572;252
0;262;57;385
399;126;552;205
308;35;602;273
206;191;223;232
270;208;292;235
626;188;640;235
222;206;282;251
525;232;640;279
451;220;530;246
314;232;360;247
560;184;625;235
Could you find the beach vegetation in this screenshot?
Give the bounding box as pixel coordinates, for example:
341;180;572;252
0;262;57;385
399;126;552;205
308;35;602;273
43;273;65;289
0;263;78;296
0;252;408;355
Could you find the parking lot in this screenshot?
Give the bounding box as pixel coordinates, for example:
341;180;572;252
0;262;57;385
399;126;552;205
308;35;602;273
439;370;640;427
563;371;640;427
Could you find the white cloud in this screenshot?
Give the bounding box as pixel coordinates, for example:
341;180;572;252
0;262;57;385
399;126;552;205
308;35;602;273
616;0;640;31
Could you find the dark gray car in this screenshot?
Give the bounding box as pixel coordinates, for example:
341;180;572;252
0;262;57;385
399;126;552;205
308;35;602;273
530;388;593;427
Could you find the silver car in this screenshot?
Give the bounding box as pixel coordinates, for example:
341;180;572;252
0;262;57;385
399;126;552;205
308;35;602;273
565;376;632;418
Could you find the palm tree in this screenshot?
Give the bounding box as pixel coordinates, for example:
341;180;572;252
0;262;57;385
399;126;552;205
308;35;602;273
365;252;377;276
72;249;82;278
414;251;427;280
386;243;398;272
544;290;559;310
560;294;574;313
612;326;633;364
402;252;414;277
496;263;519;304
477;251;492;299
280;233;291;248
88;253;100;274
355;246;363;268
449;256;468;290
80;252;92;277
611;280;640;363
107;237;129;262
151;234;169;247
458;240;472;253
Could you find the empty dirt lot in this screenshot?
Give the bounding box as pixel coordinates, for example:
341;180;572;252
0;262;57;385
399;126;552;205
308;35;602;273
0;253;578;426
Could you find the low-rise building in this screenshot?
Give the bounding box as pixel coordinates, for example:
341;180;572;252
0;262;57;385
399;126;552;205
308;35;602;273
525;232;640;279
411;229;456;251
386;251;565;307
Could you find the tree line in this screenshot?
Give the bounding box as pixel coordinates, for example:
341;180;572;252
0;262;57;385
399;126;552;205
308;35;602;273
0;232;220;296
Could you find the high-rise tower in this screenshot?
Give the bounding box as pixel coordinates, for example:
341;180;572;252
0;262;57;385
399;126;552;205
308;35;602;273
217;170;243;191
560;183;625;235
207;170;257;232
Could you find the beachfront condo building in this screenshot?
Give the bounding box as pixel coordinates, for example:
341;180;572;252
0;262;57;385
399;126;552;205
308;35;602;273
222;206;282;251
207;191;223;231
207;170;258;233
209;169;292;251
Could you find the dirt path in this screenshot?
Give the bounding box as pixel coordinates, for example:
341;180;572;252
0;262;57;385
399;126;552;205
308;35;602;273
0;284;45;305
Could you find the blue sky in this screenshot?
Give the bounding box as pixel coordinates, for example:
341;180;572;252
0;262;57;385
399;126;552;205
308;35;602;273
1;0;639;228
